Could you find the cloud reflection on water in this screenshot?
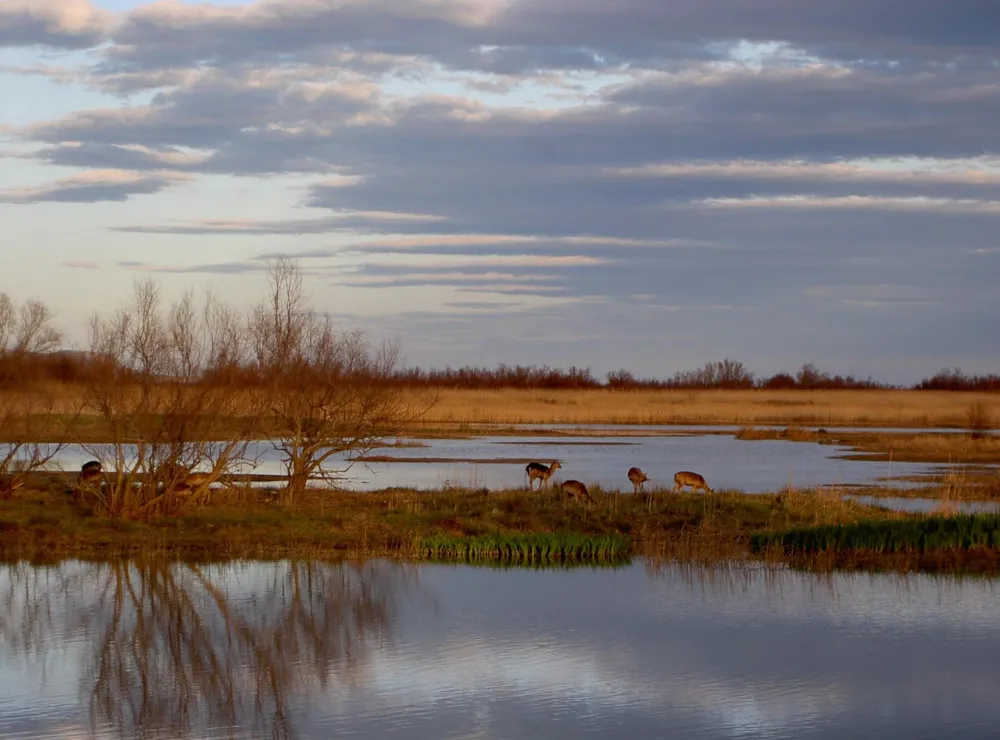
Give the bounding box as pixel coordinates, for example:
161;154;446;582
0;560;998;739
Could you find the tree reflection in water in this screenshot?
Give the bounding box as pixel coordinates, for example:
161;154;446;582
0;559;417;739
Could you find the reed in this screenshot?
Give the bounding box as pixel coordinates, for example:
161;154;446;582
6;387;1000;438
749;514;1000;555
404;389;1000;428
415;532;631;564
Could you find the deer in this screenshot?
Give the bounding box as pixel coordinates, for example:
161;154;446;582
561;479;592;504
673;470;713;494
176;471;217;496
627;467;648;494
73;460;104;501
525;460;561;490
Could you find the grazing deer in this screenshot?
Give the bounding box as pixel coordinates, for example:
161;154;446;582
75;460;104;499
176;471;214;492
561;479;592;503
76;460;104;486
525;460;561;490
627;467;649;494
673;470;713;494
173;471;223;505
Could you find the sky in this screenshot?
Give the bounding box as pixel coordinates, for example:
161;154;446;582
1;0;999;383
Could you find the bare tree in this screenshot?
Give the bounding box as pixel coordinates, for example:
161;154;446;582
0;559;415;740
251;258;433;502
0;293;74;497
82;279;261;518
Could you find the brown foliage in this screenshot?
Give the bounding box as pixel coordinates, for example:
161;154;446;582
80;280;262;518
920;368;1000;392
966;401;996;438
252;257;434;502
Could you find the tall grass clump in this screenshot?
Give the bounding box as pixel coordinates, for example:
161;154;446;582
415;532;631;565
967;401;996;439
750;514;1000;556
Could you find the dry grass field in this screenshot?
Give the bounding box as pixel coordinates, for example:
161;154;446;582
1;386;997;435
410;388;1000;429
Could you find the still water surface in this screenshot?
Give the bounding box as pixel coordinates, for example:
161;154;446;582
48;429;948;494
1;559;998;739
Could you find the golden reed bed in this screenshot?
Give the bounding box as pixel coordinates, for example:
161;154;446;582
2;386;997;431
410;389;999;429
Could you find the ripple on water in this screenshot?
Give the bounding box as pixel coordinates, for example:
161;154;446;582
2;560;1000;739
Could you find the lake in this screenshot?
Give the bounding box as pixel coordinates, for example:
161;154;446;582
1;559;998;739
47;427;951;494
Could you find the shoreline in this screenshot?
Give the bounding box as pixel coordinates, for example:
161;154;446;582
2;484;999;574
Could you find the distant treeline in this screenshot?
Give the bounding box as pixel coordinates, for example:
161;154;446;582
392;360;894;390
2;352;997;393
915;368;1000;392
378;360;997;392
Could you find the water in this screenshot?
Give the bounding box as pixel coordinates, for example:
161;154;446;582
1;559;998;739
45;430;949;494
849;496;1000;515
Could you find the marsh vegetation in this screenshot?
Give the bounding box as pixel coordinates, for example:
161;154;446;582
0;262;995;575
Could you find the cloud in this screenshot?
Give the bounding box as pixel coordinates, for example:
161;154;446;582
0;0;112;49
97;0;1000;76
61;260;99;270
111;212;446;235
0;63;79;84
611;160;1000;198
689;195;1000;213
803;283;943;309
118;260;262;275
3;0;1000;379
0;170;189;204
330;269;565;285
443;300;525;310
357;253;611;268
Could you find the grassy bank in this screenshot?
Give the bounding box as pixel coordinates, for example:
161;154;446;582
7;477;997;574
0;480;879;562
750;514;1000;573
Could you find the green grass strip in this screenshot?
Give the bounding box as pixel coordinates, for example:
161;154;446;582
415;532;632;565
750;513;1000;555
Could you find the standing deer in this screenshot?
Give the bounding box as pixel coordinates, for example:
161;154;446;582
561;479;592;504
673;470;713;494
525;460;561;490
627;467;648;494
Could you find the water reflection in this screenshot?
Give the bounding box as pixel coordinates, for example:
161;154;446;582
2;560;999;739
0;560;416;740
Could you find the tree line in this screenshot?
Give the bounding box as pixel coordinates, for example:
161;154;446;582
380;360;993;392
0;299;995;393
